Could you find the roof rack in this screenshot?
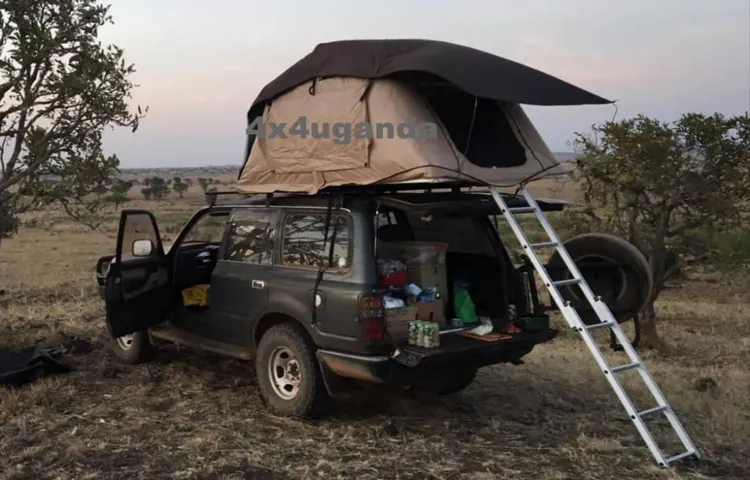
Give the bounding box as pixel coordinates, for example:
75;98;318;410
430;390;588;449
201;182;568;211
316;180;483;195
204;181;486;206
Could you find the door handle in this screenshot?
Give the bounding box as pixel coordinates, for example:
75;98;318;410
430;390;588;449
251;280;265;289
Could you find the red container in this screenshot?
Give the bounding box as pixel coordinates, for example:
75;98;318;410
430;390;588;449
378;269;407;287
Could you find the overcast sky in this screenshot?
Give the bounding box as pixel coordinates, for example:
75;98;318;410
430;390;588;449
99;0;750;168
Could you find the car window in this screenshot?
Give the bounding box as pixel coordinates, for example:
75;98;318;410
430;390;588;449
120;211;161;260
280;212;351;271
224;209;278;265
182;211;228;245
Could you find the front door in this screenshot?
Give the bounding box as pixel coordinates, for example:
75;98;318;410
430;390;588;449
208;208;279;345
104;210;171;338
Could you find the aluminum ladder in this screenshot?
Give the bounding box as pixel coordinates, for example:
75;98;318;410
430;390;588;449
489;185;699;468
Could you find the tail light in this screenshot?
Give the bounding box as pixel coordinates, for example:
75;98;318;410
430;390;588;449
358;294;385;343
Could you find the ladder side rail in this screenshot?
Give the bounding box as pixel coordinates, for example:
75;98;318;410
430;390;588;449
489;188;582;330
566;303;670;465
493;186;700;466
519;187;621;325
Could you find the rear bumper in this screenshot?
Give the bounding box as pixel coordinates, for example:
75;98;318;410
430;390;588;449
316;328;558;385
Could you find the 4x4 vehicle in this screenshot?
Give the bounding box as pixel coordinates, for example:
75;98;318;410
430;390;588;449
95;186;635;418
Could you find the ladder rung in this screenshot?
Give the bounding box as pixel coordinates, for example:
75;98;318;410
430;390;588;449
664;451;696;465
611;362;640;373
529;241;559;249
586;321;615;330
508;206;536;214
638;405;668;417
553;278;581;287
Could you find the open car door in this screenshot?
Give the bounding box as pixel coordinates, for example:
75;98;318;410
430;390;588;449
104;210;171;338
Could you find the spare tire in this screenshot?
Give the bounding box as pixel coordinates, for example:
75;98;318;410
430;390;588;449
544;233;653;325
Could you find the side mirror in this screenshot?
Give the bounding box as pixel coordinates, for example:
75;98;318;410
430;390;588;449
132;239;154;257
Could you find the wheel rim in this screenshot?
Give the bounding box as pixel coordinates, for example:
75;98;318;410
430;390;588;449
116;334;135;350
268;346;302;400
568;254;627;303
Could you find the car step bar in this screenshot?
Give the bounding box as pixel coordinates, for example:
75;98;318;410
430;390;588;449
489;185;699;468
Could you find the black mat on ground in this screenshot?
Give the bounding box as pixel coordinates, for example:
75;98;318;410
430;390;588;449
0;346;72;388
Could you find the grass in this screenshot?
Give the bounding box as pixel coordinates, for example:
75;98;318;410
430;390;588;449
0;185;749;479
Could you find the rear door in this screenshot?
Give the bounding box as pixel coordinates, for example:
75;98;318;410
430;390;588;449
104;210;172;338
273;209;360;342
207;208;279;345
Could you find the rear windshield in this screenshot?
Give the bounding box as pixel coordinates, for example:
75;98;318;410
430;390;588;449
405;213;498;256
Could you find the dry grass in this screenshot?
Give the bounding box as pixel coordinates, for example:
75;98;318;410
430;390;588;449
1;189;749;480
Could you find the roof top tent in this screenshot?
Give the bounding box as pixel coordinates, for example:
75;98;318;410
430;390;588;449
236;39;612;194
235;39;699;468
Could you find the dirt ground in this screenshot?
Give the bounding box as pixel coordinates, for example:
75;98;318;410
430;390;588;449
1;183;748;479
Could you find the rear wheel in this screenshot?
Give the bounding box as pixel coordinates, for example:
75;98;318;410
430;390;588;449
256;323;330;418
110;331;156;364
414;366;478;395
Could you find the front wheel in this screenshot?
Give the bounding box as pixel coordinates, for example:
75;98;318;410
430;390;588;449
110;331;156;364
256;323;330;418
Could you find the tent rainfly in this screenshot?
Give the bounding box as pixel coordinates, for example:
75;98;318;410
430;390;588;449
236;39;613;194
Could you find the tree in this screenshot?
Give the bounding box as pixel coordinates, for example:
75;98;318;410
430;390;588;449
569;113;750;348
172;176;187;199
110;178;132;196
104;179;132;209
140;175;169;200
0;0;146;247
197;177;210;192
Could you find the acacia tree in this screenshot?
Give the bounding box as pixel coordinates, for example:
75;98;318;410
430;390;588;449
172;176;187;198
0;0;146;245
568;113;750;348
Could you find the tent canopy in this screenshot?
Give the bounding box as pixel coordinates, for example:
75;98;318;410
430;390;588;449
237;39;612;194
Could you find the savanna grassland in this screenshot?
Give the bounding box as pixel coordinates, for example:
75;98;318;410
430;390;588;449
1;174;748;479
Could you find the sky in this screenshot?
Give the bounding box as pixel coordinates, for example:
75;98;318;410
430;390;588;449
99;0;750;168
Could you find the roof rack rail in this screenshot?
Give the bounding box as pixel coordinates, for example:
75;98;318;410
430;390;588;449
204;190;247;207
315;180;486;195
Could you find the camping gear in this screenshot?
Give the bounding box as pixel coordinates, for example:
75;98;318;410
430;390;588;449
458;331;512;342
0;346;71;388
490;186;698;467
453;288;479;324
377;259;408;287
517;315;550;332
237;39;612;195
415;298;445;327
384;305;417;342
377;242;449;299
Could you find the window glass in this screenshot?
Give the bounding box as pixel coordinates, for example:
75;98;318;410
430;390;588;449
281;213;350;270
182;211;228;245
120;212;160;259
224;209;278;265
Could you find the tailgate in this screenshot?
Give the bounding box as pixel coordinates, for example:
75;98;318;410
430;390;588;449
395;328;558;368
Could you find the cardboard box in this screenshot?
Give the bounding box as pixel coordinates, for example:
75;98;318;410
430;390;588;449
385;306;417;342
407;265;449;300
414;298;446;326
